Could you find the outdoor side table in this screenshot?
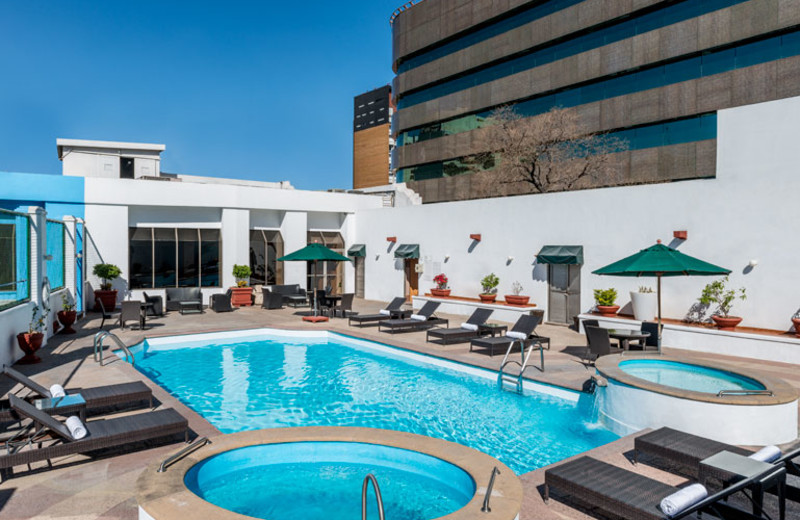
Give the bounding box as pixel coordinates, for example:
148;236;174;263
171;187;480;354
33;394;87;421
607;328;650;351
699;450;786;520
179;301;203;315
478;323;508;337
390;308;412;319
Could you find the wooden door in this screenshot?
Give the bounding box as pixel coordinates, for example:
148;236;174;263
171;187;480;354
404;259;419;301
355;257;365;298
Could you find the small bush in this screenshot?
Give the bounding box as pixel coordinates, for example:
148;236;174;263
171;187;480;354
594;288;618;306
232;264;252;287
481;273;499;294
93;264;121;290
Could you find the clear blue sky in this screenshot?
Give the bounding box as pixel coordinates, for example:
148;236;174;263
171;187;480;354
0;1;399;190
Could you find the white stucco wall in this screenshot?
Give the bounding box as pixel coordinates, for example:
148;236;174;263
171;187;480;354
222;209;250;288
354;96;800;331
0;303;32;367
281;212;308;286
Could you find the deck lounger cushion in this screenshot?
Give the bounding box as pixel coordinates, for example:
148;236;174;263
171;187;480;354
750;446;781;463
461;323;478;331
660;484;708;517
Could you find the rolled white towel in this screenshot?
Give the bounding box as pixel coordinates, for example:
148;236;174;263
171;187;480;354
749;445;782;463
65;416;88;440
410;314;427;322
49;384;66;398
461;323;479;331
660;483;708;517
506;331;528;341
379;309;391;316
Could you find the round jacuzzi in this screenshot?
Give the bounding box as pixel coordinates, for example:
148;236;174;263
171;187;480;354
137;428;522;520
184;442;475;520
595;355;798;446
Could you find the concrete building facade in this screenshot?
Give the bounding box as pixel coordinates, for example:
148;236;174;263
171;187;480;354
353;85;395;189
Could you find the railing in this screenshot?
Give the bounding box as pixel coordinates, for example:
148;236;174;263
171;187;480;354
717;389;774;397
481;466;501;513
361;474;386;520
389;0;425;25
498;338;545;393
93;331;135;365
158;437;211;472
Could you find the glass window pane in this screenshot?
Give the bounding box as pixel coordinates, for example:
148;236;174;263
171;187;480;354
129;228;153;289
0;223;15;290
200;229;220;287
177;229;199;287
249;230;266;286
153;228;176;288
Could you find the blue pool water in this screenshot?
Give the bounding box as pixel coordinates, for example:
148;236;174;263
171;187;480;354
131;330;617;474
185;442;475;520
619;360;765;393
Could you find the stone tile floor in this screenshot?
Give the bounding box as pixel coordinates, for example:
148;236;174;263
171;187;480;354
0;299;798;519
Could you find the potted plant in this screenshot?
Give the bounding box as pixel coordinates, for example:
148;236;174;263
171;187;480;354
505;281;529;306
699;276;746;330
479;273;499;303
792;310;800;338
17;304;47;364
93;263;121;311
57;292;77;334
594;288;619;317
231;264;253;306
431;273;450;297
630;286;657;321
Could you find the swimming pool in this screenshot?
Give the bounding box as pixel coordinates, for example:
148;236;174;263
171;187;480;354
130;329;618;474
618;359;765;394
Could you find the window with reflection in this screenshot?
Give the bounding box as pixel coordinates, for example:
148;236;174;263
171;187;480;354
129;228;153;289
129;228;221;288
200;230;221;287
177;229;199;287
249;230;284;286
306;231;344;293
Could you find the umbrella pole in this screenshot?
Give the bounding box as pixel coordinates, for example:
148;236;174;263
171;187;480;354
657;274;662;355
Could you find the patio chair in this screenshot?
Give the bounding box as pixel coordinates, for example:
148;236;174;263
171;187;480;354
0;366;152;422
316;291;334;317
544;455;784;520
581;318;599;337
142;292;163;316
332;293;357;318
469;314;544;357
96;298;114;330
0;394;187;480
119;301;144;330
260;287;284;310
583;326;622;364
348;297;407;327
426;308;493;345
210;289;234;312
640;321;661;351
378;301;447;334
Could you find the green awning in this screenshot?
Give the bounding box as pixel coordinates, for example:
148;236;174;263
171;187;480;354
394;244;419;259
536;245;584;265
347;244;366;257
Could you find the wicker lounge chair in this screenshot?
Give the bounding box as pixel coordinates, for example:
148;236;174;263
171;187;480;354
0;366;152;422
348;297;407;327
544;455;784;520
584;326;622;364
210;289;235;312
378;301;447;334
470;314;546;357
426;308;493;345
0;394;187;480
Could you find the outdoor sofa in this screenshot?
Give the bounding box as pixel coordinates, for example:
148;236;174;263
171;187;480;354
0;394;187;480
378;301;447;334
165;287;202;312
348;297;407;327
266;284;308;307
544;455;784;520
426;308;493;345
470;314;549;356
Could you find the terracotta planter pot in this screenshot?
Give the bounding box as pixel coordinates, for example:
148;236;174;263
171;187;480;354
479;294;497;303
504;295;530;306
57;310;78;334
16;332;43;364
596;305;620;317
793;318;800;338
94;290;118;312
711;315;742;331
230;287;253;307
430;288;451;297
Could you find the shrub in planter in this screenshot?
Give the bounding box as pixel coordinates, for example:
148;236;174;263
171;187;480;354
17;304;47;364
594;288;619;317
93;263;121;311
57;292;77;334
231;264;254;306
505;281;529;306
480;273;499;303
431;273;450;297
630;286;657;321
699;276;746;330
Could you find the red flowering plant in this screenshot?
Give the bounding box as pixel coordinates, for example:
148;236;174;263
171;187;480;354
433;273;449;289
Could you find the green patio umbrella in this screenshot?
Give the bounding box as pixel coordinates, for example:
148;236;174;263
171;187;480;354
277;243;351;316
592;242;731;352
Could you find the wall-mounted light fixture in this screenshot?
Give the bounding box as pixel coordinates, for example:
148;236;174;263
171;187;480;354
444;254;450;261
507;256;515;263
673;230;688;240
749;259;759;267
386;236;397;243
470;234;482;242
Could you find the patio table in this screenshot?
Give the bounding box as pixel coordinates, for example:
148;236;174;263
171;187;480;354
606;328;650;351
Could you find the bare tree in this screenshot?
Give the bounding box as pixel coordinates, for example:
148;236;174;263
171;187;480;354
473;106;627;196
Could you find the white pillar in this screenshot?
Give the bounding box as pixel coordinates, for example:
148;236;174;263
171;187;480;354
221;208;250;288
63;216;79;312
342;213;356;294
280;211;308;287
27;206;48;340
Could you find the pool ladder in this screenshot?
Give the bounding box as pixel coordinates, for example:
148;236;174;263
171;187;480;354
362;474;385;520
93;331;135;366
497;338;544;394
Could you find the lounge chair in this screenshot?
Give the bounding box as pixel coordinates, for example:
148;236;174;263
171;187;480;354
0;394;187;479
348;297;407;327
426;308;493;345
378;301;447;334
0;366;152;422
470;314;545;357
210;289;234;312
544;455;784;520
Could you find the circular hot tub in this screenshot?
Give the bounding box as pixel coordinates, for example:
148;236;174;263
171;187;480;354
137;428;522;520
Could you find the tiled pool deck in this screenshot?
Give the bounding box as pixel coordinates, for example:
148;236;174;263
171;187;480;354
1;299;799;519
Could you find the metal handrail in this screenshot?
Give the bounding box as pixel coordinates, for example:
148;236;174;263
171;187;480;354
158;437;211;472
361;474;386;520
482;466;501;513
717;389;774;397
0;280;28;289
498;338;545;393
93;331;134;366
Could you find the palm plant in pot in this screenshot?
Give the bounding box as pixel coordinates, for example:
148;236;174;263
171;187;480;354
479;273;499;303
431;273;450;297
594;288;619;317
699;276;746;330
93;263;121;311
630;286;657;321
231;264;253;307
505;281;529;306
57;292;77;334
17;304;47;364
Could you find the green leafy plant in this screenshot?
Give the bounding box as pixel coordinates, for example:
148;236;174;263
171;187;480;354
232;264;252;287
61;292;75;312
481;273;499;294
511;281;524;295
699;276;746;318
29;304;47;334
594;288;618;307
638;286;654;293
93;263;121;291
